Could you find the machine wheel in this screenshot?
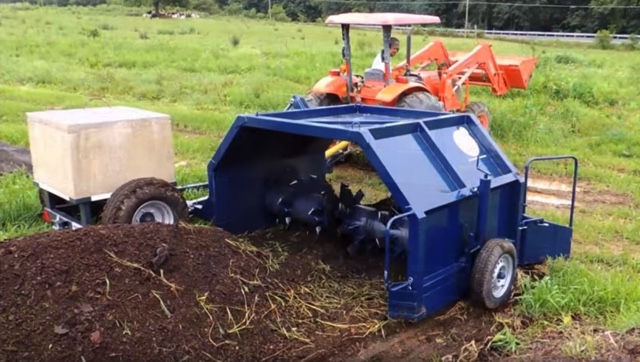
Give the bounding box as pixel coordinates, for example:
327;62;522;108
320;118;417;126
465;101;491;130
101;177;189;225
305;92;342;107
396;91;445;112
470;238;517;310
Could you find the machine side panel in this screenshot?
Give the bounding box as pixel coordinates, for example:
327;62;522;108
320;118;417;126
422;114;520;176
366;113;522;213
367;130;463;209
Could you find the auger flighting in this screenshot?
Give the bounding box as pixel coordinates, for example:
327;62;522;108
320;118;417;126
264;174;336;239
335;183;409;258
264;173;410;258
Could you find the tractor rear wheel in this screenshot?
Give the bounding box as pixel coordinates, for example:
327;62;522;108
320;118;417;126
100;177;189;225
305;92;342;107
464;101;491;130
396;91;444;112
470;238;517;310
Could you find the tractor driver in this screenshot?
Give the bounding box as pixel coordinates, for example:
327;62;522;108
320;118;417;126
370;37;432;73
370;37;401;72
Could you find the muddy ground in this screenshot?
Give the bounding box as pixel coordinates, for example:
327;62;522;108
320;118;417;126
0;142;32;177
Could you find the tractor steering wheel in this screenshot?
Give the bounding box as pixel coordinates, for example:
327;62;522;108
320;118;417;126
402;64;424;83
403;69;424;84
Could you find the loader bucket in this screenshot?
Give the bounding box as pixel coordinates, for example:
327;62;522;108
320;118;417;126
448;51;538;90
199;101;574;322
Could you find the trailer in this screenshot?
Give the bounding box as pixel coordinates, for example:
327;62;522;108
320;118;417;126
30;101;577;322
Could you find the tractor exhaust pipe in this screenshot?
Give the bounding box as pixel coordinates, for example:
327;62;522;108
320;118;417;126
342;24;353;104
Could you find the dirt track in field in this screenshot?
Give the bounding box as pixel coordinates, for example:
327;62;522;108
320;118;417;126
0;142;32;176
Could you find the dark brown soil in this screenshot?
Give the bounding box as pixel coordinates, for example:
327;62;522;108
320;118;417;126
0;223;377;361
1;223;638;362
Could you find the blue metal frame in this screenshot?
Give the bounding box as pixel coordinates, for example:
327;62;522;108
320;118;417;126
193;101;577;322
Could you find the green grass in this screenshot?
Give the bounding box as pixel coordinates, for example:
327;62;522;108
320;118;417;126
1;3;639;359
518;256;640;331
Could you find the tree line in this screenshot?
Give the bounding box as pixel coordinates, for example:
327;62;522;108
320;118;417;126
2;0;639;34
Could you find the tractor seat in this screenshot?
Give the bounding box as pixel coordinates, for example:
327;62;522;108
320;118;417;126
363;68;385;82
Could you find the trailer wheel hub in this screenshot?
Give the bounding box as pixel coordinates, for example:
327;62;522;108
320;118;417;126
132;201;176;224
491;254;514;298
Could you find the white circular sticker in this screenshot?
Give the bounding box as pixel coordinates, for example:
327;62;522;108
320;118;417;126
453;127;480;158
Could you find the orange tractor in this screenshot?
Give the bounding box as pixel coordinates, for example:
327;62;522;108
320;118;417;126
304;12;538;163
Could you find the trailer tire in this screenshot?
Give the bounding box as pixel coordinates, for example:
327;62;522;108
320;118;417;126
465;101;491;130
396;91;445;112
100;177;189;225
470;238;517;310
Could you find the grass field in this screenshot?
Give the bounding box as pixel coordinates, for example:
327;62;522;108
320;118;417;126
1;3;640;360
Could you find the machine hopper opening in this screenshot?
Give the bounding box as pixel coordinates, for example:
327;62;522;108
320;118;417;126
204;122;412;286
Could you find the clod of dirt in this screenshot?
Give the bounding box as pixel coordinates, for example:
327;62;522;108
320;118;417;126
0;142;32;176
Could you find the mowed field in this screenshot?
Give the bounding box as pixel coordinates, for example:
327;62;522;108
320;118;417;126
1;3;640;361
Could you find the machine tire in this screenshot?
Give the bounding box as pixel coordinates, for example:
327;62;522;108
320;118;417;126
465;101;491;130
396;91;445;112
305;92;342;108
470;238;517;310
100;177;189;225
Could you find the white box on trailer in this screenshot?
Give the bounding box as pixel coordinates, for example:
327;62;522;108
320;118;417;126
27;106;175;201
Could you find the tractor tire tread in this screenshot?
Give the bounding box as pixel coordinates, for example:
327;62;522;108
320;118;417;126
470;238;517;310
100;177;189;225
305;92;341;107
396;91;444;112
465;101;491;129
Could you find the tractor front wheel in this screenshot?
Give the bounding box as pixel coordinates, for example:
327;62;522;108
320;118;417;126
101;177;189;225
396;91;444;112
470;238;518;310
465;101;491;130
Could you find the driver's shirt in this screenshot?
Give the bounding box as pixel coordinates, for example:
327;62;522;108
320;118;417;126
371;52;386;72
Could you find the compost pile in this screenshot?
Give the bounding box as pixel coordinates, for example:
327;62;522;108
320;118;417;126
0;223;393;362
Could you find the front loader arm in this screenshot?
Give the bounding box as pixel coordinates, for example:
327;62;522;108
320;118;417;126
393;40;453;73
441;43;510;98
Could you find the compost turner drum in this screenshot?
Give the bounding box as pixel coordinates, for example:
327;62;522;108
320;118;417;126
32;102;577;323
